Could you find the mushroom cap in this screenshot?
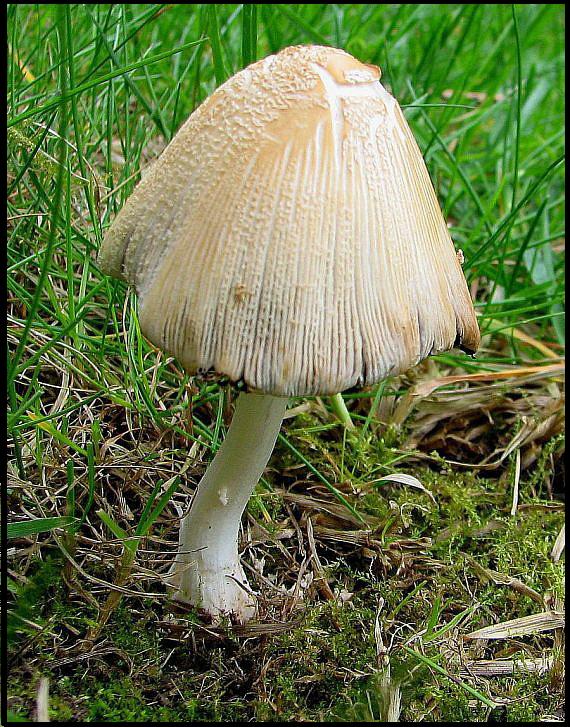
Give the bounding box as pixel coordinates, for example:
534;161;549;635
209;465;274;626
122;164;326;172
99;45;480;396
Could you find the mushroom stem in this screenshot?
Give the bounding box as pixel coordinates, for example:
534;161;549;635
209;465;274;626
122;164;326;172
168;392;288;622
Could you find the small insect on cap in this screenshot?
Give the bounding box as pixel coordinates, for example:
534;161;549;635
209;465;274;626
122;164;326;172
99;45;480;396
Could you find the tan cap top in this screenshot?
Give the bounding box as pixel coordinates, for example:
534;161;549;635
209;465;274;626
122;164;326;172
99;45;480;396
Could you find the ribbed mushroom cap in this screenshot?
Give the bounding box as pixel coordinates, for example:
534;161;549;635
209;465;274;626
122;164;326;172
99;44;480;396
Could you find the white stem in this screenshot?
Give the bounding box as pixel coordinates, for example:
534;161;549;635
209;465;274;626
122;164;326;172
168;392;288;621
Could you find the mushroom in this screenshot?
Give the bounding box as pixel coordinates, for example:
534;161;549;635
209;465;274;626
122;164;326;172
99;45;480;622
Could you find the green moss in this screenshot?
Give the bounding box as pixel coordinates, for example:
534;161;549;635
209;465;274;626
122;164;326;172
7;555;63;646
84;677;202;723
8;449;564;723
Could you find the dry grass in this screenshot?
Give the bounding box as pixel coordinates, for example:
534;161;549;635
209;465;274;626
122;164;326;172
7;350;565;721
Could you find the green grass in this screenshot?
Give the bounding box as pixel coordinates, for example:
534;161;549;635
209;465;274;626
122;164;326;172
7;4;565;723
